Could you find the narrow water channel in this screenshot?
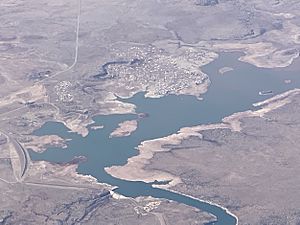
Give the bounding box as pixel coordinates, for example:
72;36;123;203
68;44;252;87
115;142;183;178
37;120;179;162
30;52;300;225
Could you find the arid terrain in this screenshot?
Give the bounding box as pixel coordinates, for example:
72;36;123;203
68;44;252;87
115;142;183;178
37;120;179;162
108;89;300;225
1;0;300;224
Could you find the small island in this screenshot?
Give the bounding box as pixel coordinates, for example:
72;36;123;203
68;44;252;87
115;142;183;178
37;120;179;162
90;125;104;130
218;66;234;74
110;120;138;138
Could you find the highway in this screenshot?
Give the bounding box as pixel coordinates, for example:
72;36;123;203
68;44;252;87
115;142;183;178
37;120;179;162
0;130;28;181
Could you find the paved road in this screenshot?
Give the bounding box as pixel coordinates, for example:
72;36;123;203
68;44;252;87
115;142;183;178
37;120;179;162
0;0;82;117
24;181;93;190
0;0;82;178
38;0;81;83
0;130;27;181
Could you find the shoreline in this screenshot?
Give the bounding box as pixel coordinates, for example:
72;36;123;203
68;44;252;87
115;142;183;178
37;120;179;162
105;88;300;192
157;187;239;225
104;89;300;225
28;52;300;225
214;42;299;69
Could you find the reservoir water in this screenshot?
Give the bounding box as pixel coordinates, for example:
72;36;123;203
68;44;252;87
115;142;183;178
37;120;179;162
30;52;300;225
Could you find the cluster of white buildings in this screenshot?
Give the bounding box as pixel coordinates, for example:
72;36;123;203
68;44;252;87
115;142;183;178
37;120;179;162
107;45;207;96
54;81;74;103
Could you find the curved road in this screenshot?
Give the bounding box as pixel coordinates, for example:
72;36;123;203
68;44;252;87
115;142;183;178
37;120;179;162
0;0;82;118
0;130;28;181
0;0;82;178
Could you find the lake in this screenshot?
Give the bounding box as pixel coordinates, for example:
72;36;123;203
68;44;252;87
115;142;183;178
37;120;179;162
30;52;300;225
